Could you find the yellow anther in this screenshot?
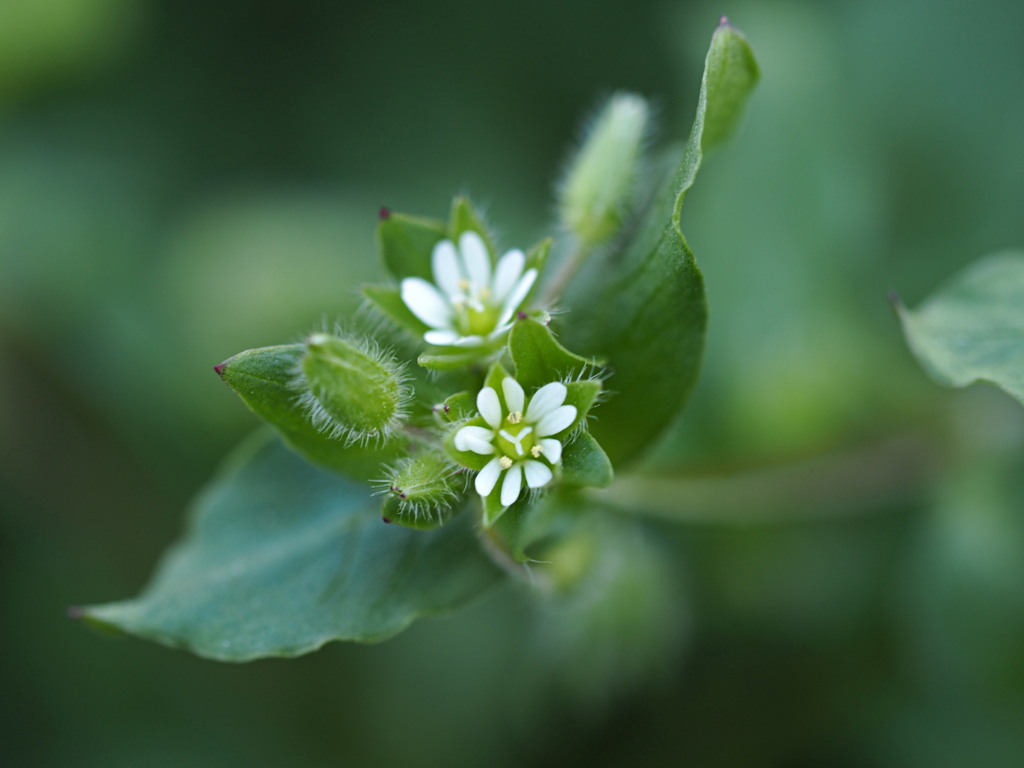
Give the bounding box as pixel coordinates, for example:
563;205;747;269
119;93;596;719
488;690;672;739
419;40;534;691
479;286;491;301
499;456;514;469
507;411;523;424
531;445;542;458
458;278;470;292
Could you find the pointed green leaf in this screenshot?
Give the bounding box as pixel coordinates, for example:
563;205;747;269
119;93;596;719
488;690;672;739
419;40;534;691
558;22;758;467
448;196;496;255
377;211;447;281
561;431;614;488
510;317;595;390
81;434;502;660
562;379;603;436
216;344;402;480
898;251;1024;406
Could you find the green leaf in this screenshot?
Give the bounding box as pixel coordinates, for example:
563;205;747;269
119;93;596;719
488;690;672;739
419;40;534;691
898;251;1024;406
447;196;496;255
560;431;613;488
562;379;603;435
558;22;758;467
81;433;502;660
216;344;402;480
377;211;447;281
510;317;595;390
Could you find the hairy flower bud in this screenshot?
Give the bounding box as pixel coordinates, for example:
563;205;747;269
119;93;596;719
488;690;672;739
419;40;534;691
378;453;463;529
559;92;649;245
299;333;408;445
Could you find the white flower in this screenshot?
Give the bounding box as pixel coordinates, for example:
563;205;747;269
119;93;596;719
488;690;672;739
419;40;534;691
400;231;538;347
454;377;577;507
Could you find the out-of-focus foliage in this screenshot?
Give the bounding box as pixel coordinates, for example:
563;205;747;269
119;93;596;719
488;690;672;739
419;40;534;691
2;0;1024;766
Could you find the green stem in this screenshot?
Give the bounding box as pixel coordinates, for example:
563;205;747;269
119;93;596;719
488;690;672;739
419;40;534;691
542;242;589;304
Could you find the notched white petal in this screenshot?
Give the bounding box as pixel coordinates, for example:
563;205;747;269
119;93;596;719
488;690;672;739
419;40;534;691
492;249;525;301
525;381;567;422
431;239;463;298
450;334;486;347
401;277;452;329
500;463;523;507
454;425;496;455
477;387;503;429
459;231;491;290
475;457;503;497
423;329;460;346
535;404;577;437
538;438;562;465
502;377;525;415
523;460;553;489
496;268;537;327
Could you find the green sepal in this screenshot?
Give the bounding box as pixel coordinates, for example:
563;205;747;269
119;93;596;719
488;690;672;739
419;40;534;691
560;431;614;488
442;391;476;421
481;487;512;528
418;341;501;371
510;317;596;390
447;196;496;255
562;379;603;436
379;453;463;530
362;283;429;338
377;211;447;281
382;494;457;530
216;344;403;480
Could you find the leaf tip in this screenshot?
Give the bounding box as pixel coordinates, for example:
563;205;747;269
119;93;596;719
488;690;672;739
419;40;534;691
213;361;228;378
382;516;393;524
66;605;84;620
719;15;731;27
378;206;391;220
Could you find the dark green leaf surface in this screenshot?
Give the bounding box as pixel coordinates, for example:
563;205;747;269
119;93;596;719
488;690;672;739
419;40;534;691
83;434;501;660
558;22;758;467
510;317;594;390
216;344;402;480
899;252;1024;406
377;211;447;281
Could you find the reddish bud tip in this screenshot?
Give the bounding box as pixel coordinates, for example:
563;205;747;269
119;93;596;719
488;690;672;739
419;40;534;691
382;517;392;524
886;290;901;306
719;16;730;26
213;362;227;377
517;311;528;320
379;206;391;220
67;606;84;620
443;404;450;413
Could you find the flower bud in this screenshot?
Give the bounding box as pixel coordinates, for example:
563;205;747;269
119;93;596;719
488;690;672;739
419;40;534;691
378;453;463;529
559;92;649;245
299;333;408;444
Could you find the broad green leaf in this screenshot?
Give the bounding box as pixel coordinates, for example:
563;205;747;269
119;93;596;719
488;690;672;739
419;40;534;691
558;22;758;467
561;431;613;488
898;251;1024;406
510;317;595;390
216;344;402;480
377;210;447;281
81;433;501;660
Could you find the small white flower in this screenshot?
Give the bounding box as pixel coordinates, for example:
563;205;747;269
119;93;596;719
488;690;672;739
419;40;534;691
400;231;538;347
454;377;577;507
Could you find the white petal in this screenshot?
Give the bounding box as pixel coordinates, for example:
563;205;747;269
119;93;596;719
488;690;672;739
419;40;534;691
475;458;503;497
523;460;553;489
500;463;523;507
459;231;491;291
538;438;562;465
423;329;460;346
495;268;537;327
485;321;514;341
525;381;567;422
400;278;451;329
534;405;577;437
477;387;502;429
501;377;525;414
450;334;486;347
431;239;463;298
454;426;495;455
491;249;525;302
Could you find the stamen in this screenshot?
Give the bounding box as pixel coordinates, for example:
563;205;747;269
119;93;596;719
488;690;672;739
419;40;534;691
499;456;513;469
531;445;542;458
479;286;491;301
507;411;523;424
458;278;470;292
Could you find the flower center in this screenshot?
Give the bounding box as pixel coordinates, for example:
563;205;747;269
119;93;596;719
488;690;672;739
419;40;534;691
453;298;500;337
495;419;536;459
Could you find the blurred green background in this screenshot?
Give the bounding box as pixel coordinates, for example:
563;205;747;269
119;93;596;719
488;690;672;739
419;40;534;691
3;0;1024;765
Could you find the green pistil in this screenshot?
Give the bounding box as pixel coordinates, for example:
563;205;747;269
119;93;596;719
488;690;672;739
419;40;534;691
495;418;536;459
